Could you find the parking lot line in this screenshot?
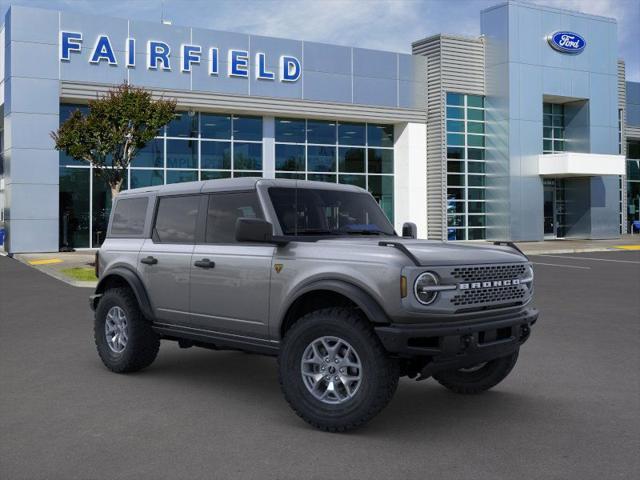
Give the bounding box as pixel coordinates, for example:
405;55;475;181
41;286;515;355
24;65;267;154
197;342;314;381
531;262;591;269
613;245;640;250
28;258;63;265
539;254;640;264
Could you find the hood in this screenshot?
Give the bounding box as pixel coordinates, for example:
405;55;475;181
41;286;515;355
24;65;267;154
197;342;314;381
312;237;527;266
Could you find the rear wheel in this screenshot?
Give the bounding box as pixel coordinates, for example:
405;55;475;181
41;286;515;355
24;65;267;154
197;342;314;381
94;287;160;373
433;349;519;394
278;307;399;432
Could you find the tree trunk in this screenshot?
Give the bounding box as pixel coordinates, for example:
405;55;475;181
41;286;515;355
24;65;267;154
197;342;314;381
110;178;123;203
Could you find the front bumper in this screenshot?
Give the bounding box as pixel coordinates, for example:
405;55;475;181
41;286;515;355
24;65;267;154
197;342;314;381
375;307;538;374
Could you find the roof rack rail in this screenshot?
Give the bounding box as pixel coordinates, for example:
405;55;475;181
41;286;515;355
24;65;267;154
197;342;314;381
378;241;421;266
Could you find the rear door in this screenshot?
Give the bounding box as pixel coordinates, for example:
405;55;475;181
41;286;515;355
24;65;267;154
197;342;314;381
139;194;201;325
189;191;274;339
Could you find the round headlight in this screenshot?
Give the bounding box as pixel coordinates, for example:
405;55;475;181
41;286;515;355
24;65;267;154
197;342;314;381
414;272;439;305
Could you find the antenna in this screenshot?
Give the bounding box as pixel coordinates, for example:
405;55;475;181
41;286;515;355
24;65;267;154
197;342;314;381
160;0;172;25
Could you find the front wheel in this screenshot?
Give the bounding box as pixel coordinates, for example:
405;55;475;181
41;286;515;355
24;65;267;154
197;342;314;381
278;308;399;432
433;349;519;394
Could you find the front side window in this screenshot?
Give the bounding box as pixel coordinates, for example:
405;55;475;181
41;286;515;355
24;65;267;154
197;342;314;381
110;197;148;236
205;192;263;243
268;187;395;236
153;195;200;243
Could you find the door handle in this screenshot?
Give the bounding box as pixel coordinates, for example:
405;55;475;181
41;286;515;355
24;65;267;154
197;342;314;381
194;258;215;269
140;256;158;265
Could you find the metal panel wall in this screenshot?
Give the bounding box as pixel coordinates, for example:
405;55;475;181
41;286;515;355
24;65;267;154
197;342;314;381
412;35;485;240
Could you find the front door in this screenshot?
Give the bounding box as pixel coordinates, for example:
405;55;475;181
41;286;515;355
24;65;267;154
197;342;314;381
543;179;567;238
189;191;274;339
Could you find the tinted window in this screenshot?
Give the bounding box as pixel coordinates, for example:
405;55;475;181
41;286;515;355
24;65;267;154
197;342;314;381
206;192;263;243
268;187;395;236
154;195;200;243
111;198;149;236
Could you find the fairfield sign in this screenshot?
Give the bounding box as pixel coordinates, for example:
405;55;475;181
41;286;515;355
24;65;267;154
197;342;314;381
59;31;302;82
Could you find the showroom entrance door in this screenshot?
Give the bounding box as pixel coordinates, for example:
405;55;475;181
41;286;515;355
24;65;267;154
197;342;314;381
543;178;567;238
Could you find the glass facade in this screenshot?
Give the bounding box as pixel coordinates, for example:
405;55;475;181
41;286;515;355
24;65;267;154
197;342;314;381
543;103;565;154
58;104;263;248
627;140;640;232
274;118;395;222
445;92;486;240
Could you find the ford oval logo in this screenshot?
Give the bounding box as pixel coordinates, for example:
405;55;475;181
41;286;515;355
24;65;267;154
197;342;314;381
547;31;586;54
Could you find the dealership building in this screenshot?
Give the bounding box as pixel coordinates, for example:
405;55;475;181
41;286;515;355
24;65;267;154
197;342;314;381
0;1;639;252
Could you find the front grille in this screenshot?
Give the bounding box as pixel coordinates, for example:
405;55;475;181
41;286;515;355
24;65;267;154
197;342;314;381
451;264;527;283
451;284;527;307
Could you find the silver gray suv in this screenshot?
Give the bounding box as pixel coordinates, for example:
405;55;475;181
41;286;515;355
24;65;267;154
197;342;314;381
91;178;538;432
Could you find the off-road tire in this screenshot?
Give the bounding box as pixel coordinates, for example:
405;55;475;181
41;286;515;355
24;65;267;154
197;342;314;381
278;307;399;432
94;287;160;373
433;349;519;394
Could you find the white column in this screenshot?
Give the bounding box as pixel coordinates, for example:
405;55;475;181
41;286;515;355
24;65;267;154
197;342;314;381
262;116;275;178
394;122;427;238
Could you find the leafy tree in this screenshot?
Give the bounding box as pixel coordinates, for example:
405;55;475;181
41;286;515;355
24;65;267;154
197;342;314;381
52;82;176;200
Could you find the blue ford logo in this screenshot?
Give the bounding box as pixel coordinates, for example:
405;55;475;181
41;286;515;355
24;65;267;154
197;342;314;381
547;31;586;54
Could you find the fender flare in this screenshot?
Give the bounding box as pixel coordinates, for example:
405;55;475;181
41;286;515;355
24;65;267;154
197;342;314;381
281;279;391;328
94;266;155;320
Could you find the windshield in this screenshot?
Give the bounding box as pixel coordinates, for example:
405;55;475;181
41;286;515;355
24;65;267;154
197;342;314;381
268;187;396;237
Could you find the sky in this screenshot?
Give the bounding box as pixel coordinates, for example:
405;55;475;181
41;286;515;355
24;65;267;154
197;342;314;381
1;0;638;80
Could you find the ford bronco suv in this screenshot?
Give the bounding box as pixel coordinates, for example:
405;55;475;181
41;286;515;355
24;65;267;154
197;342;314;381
91;178;537;432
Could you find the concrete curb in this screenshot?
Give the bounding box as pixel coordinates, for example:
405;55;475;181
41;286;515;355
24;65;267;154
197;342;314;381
11;255;97;289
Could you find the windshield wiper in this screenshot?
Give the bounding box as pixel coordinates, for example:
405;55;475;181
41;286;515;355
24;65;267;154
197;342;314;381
342;229;388;235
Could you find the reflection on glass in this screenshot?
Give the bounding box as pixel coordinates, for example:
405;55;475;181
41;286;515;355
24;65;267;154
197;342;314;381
59;167;90;248
167;139;197;169
368;149;394;174
92;169;127;247
233;142;262;170
368;175;394;222
133;139;164;168
339;175;366;188
201;113;231;139
276;118;306;143
308;174;336;183
130;169;163;188
276;144;305;171
233;115;262;141
307;120;336;144
201;141;231;169
367;124;394;147
167;111;198;138
201;170;231;180
166;170;197;184
307;145;336;172
338;122;366;146
339;147;365;173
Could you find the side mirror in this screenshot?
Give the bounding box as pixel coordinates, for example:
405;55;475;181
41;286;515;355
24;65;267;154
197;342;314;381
235;218;274;243
402;222;417;239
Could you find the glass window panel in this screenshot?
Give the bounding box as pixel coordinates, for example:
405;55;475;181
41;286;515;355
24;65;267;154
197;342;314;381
446;120;464;133
307;120;336;144
446;106;464;119
543;114;553;126
276;172;305;180
554;140;564;152
446;92;464;106
554;128;564;139
201;171;231;180
339;174;366;188
468;175;486;187
338;147;365;173
167;111;198;138
60;103;89;123
205;192;263;243
307;145;336;172
59;167;90;248
447;200;465;214
467;228;486;240
628;141;640;159
133;139;164;168
543;127;553;138
447;187;465;201
275;117;306;143
467;148;484;160
92;169;127;247
111;197;148;236
367;175;394;222
468;215;486;227
543;139;553;151
468;188;485;200
468;161;485;173
166;139;197;169
308;174;336;183
552;115;563;127
233;142;262;170
338;122;366;146
468;201;486;214
275;144;305;171
467;108;484;121
130;169;163;188
233;171;263;178
448;228;466;240
233;115;262;141
447;174;465;186
154;195;200;243
467;134;485;147
467;122;484;134
166;170;197;184
447;133;465;146
59;151;86;167
543;103;552;114
367;124;394;147
447;147;464;159
200;113;231;139
447;215;465;227
201;141;231;170
467;95;484;108
447;161;464;173
552;103;563;115
367;148;394;174
627;160;640;180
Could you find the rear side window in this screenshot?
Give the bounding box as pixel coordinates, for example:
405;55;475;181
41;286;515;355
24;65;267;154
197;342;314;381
205;192;263;243
110;197;148;236
153;195;200;244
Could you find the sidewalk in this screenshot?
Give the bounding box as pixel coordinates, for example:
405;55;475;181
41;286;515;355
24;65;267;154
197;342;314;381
11;251;97;288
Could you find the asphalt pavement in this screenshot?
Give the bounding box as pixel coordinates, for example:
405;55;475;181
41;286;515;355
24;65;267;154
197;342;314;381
0;251;638;479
